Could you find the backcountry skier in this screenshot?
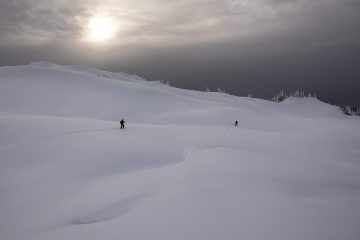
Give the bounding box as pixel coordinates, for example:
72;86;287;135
120;119;125;129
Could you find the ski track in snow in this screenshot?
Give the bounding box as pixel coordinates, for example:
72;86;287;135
72;194;149;225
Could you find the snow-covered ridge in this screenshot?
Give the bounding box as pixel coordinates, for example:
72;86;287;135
0;62;343;123
29;61;146;82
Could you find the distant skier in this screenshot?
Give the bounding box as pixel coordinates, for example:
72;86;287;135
120;119;125;129
234;120;238;127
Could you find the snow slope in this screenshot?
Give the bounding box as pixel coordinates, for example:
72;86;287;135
0;62;359;240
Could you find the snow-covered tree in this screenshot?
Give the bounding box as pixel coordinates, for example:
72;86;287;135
217;87;225;93
270;90;316;102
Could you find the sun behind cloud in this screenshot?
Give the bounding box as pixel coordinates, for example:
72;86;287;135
86;15;118;43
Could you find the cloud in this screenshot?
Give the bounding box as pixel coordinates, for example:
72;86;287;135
0;0;359;105
0;0;89;41
0;0;359;46
108;0;360;47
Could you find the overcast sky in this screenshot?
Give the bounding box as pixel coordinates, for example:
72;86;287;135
1;0;359;105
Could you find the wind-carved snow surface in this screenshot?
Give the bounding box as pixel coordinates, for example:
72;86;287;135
0;62;360;240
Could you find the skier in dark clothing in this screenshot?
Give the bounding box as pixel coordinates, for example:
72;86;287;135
234;120;238;127
120;119;125;129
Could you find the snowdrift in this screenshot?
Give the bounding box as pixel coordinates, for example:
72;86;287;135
0;62;359;240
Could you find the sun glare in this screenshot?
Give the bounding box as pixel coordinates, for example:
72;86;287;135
87;16;117;43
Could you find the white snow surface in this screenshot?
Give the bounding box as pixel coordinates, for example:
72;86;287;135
0;62;360;240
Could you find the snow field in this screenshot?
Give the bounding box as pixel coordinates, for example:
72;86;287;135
1;62;360;240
